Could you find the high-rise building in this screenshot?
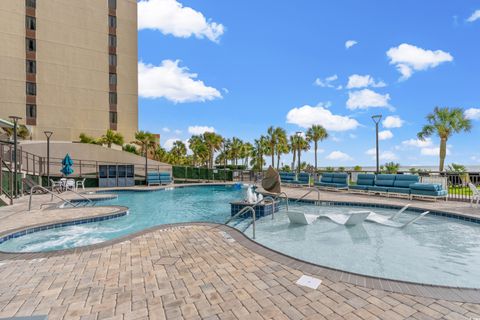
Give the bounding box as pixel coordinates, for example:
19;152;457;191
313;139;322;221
0;0;138;141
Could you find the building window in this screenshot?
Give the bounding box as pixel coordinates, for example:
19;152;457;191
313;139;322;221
108;35;117;47
109;73;117;85
109;92;117;104
26;82;36;95
109;111;117;124
109;15;116;28
26;104;36;118
108;0;116;9
109;54;117;66
26;0;36;8
26;38;36;51
26;60;36;73
26;16;36;30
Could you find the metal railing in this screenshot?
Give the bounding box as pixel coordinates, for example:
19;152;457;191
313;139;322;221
295;188;321;202
226;205;257;239
28;185;76;211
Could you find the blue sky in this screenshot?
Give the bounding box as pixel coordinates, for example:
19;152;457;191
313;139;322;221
137;0;480;168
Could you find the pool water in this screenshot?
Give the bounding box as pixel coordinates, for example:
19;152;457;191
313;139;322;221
0;185;246;253
243;203;480;288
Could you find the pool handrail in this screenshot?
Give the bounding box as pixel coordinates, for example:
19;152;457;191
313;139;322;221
28;185;76;211
294;188;321;203
64;189;94;206
226;205;257;239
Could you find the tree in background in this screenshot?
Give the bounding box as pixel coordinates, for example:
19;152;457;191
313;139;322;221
417;107;472;172
98;129;124;148
203;132;223;169
123;144;139;155
306;125;328;171
382;162;400;174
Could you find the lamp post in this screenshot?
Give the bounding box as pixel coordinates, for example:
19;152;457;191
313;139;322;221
9;116;22;198
44;131;53;187
371;114;383;174
296;131;302;174
223;139;227;182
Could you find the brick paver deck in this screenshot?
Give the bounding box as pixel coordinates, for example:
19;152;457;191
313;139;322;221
0;185;479;319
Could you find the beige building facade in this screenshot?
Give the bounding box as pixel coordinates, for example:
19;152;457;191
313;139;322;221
0;0;138;142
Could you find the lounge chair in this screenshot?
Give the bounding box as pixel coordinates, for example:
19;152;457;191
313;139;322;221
287;210;318;225
279;172;297;185
468;182;480;208
291;172;311;186
314;173;349;190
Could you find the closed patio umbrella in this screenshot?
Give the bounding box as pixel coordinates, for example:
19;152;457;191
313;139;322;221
60;153;74;176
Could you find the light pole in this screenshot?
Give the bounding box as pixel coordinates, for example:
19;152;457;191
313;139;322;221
371;114;382;174
9;116;21;198
223;139;227;182
44;131;53;187
296;131;302;174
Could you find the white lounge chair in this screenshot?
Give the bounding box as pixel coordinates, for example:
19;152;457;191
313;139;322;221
287;210;318;225
468;183;480;208
366;211;429;228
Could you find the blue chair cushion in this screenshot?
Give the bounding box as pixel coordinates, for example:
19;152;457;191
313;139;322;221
387;187;411;194
356;174;375;186
393;174;419;188
314;182;348;188
332;177;348;184
410;189;448;196
320;173;333;183
350;185;369;190
333;173;348;178
368;186;389;192
375;174;396;187
410;183;442;191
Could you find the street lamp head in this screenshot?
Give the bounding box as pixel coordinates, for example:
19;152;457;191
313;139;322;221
371;114;382;124
44;131;53;139
8;116;22;123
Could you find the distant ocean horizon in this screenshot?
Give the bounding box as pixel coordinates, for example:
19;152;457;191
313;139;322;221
334;165;480;172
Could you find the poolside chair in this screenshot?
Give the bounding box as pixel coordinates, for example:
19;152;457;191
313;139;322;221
76;178;86;191
468;182;480;208
65;179;75;191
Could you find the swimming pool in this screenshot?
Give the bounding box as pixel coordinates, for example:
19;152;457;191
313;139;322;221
242;203;480;288
0;185;246;253
1;185;479;288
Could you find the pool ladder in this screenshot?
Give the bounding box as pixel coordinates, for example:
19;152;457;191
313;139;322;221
225;193;289;239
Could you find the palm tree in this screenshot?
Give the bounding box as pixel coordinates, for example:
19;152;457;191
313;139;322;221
266;126;277;167
189;135;208;167
306;125;328;171
296;135;310;173
289;135;298;171
132;131;157;183
230;137;243;167
274;128;288;170
170;140;187;163
2;124;30;140
203;132;223;168
99;129;124;148
152;145;167;162
241;142;254;168
417;107;472;172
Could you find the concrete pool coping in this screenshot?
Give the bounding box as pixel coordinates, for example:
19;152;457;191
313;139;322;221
0;183;479;303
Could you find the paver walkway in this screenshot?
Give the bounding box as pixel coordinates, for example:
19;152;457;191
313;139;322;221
0;225;479;320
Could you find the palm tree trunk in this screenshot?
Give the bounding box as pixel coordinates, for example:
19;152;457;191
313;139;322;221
439;137;447;172
292;149;296;171
314;142;318;171
271;146;275;168
276;153;280;170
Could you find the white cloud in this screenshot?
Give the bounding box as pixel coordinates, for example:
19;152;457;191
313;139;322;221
366;148;398;161
138;60;222;103
382;115;404;128
162;127;171;132
349;133;357;139
314;75;339;88
163;138;179;150
467;10;480;22
346;89;392;110
465;108;480;120
326;151;352;161
188;125;215;135
286;104;359;131
401;138;433;148
346;74;386;89
420;147;451;156
386;43;453;80
138;0;225;42
174;129;182;134
345;40;358;49
378;130;393;140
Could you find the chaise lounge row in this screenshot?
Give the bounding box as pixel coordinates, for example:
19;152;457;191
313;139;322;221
147;171;172;186
279;172;311;186
349;173;447;200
